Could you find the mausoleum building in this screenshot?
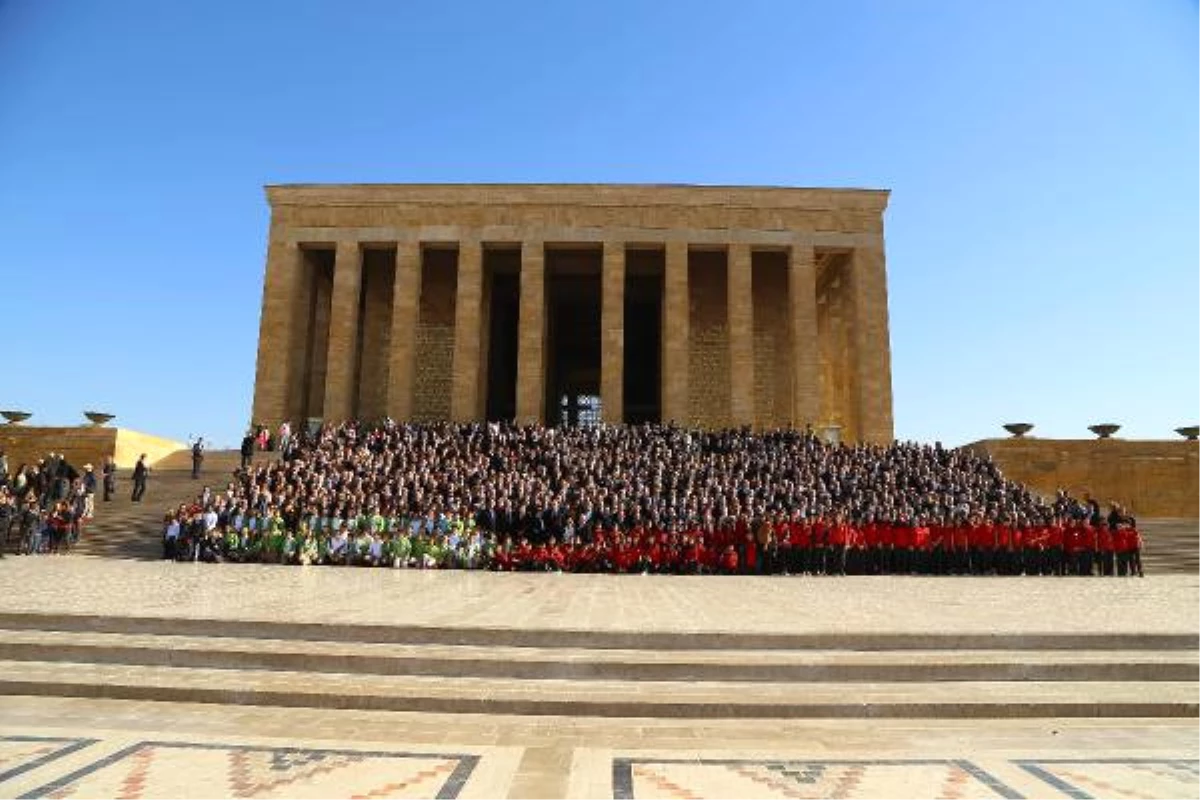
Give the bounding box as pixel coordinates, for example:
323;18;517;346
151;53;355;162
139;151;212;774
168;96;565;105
251;183;893;442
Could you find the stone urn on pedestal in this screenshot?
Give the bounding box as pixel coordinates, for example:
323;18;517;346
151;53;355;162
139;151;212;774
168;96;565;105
1088;423;1121;439
1175;426;1199;441
1;411;31;425
83;411;116;427
1003;423;1034;438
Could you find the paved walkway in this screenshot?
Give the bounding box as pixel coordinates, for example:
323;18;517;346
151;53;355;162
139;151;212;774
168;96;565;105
0;697;1195;798
0;558;1194;635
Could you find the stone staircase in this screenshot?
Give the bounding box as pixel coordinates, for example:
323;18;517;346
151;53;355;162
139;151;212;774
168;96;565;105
21;445;1191;572
0;613;1193;719
62;449;276;560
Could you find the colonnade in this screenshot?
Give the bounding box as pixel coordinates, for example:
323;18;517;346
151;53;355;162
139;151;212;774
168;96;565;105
253;234;893;442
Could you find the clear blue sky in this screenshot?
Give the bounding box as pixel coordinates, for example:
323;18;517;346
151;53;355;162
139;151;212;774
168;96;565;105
1;0;1195;449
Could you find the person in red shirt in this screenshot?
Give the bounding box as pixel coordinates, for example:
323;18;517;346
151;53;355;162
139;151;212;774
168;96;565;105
786;516;805;575
968;521;994;575
825;517;847;576
892;521;912;575
774;515;792;575
951;522;970;575
1115;524;1144;578
993;523;1013;575
928;522;947;576
911;521;931;575
1021;523;1045;576
862;520;881;575
1046;520;1065;576
742;530;758;575
719;544;738;575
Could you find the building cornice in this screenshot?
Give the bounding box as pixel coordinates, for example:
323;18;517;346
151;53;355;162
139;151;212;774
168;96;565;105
264;183;890;213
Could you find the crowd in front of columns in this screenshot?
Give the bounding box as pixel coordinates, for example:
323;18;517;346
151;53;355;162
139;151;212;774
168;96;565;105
159;421;1145;577
0;449;108;555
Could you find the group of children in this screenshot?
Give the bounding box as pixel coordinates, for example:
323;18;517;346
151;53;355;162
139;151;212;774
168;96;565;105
161;506;1145;578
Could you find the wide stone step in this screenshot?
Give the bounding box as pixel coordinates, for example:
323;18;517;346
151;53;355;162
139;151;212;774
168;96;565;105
0;612;1194;652
0;629;1195;683
0;660;1194;718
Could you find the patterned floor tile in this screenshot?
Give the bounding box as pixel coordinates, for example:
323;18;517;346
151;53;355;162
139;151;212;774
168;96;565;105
1014;758;1199;799
612;758;1022;799
0;738;96;786
17;741;479;799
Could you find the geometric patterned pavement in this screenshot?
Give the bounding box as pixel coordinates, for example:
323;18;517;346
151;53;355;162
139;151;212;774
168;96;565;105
1012;759;1200;800
611;757;1200;799
614;758;1024;799
3;734;1197;799
3;739;480;800
0;739;96;787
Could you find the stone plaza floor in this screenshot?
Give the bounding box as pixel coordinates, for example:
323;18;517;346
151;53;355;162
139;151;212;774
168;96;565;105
0;698;1196;799
0;558;1195;635
0;559;1195;798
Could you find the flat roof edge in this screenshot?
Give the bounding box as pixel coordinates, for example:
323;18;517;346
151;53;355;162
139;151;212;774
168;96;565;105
263;183;890;211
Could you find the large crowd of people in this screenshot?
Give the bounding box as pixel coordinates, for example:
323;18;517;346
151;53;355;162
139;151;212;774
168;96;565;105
158;421;1145;577
0;449;99;555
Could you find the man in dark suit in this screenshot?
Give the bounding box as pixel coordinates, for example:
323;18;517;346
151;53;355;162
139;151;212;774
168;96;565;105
132;454;149;502
240;433;255;470
191;438;205;479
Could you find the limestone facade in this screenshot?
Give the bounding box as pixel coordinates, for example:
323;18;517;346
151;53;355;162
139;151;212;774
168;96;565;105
0;427;185;471
252;183;894;441
966;438;1199;519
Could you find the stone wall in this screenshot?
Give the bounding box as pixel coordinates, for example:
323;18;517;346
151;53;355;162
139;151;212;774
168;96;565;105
412;251;457;421
752;253;791;429
817;255;855;440
270;184;889;238
965;438;1199;519
0;427;184;472
688;252;731;429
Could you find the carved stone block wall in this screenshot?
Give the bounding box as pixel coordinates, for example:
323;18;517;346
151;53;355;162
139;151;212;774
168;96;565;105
752;252;791;429
412;250;457;421
688;251;731;429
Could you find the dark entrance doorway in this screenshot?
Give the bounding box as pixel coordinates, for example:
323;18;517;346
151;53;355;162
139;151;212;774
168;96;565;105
484;248;520;421
544;248;601;426
624;248;663;424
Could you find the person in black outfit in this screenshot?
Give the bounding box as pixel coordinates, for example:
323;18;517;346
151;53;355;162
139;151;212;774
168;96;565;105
131;454;149;502
102;457;116;501
191;438;204;479
240;433;255;470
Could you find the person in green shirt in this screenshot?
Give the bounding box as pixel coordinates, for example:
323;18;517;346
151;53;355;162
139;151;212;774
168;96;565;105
282;530;298;564
299;531;318;566
393;531;412;568
224;527;242;562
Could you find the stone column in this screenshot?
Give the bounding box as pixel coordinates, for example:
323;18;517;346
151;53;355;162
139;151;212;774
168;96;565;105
789;243;820;430
386;239;421;421
321;240;363;423
727;243;754;427
515;240;545;424
601;241;625;424
451;240;483;421
662;241;689;424
252;232;303;428
850;244;894;443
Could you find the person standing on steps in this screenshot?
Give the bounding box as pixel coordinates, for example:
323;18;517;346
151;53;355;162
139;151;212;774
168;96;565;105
239;431;255;470
102;456;116;502
191;437;205;479
131;454;149;502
